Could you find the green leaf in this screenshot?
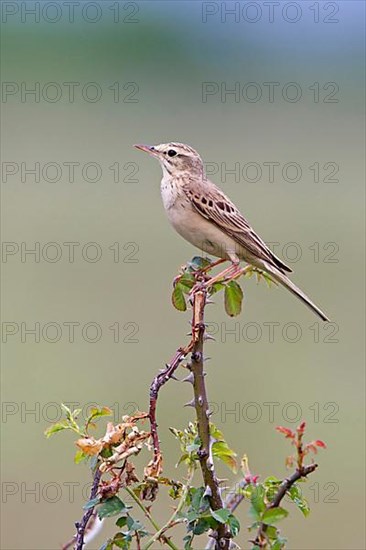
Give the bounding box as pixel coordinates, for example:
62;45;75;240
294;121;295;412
44;420;69;438
112;533;131;549
86;406;112;424
186;438;201;453
264;476;281;484
251;485;266;514
288;485;310;517
74;449;88;464
224;280;243;317
188;256;212;271
228;514;240;536
126;516;143;531
211;508;231;523
208;282;225;296
116;516;128;527
190;487;207;512
97;496;128;519
83;497;100;510
172;284;187;311
248;505;261;522
210;424;237;472
271;536;287;549
179;273;196;292
262;507;289;525
212;441;237;472
265;525;278;540
192;517;213;535
61;403;81;431
183;534;194;550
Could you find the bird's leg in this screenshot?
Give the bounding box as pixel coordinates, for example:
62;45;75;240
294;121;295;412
188;265;230;297
195;254;241;292
200;258;226;275
203;262;241;288
226;264;253;282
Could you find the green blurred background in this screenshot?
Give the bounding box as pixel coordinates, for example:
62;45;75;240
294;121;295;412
1;1;365;548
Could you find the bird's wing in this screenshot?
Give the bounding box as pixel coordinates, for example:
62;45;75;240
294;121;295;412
183;179;292;273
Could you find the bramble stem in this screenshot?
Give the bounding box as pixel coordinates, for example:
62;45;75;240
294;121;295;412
190;289;231;550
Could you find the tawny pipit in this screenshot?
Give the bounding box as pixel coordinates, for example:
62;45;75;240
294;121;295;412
135;142;330;322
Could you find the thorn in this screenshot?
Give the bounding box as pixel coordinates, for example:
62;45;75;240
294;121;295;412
203;356;211;362
181;372;194;384
203;334;216;342
170;374;179;381
205;299;215;305
203;485;212;498
206;409;213;418
216;478;229;485
186;331;192;337
184;399;196;408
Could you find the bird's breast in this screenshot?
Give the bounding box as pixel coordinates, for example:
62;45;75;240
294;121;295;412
160;178;179;210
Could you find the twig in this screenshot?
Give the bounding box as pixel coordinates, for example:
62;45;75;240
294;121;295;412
74;466;102;550
124;486;161;533
149;343;194;470
142;465;195;550
124;486;179;550
253;463;318;548
190;289;231;550
206;462;318;550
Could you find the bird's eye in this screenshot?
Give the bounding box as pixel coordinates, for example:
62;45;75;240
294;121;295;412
167;149;177;157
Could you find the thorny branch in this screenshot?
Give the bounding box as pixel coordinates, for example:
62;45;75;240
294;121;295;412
253;464;318;548
74;467;102;550
148;282;231;549
189;289;231;550
148;343;194;474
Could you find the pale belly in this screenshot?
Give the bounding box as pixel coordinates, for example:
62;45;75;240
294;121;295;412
165;198;241;261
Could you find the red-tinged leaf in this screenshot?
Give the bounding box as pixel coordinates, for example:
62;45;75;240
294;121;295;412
305;443;318;454
297;421;306;434
276;426;295;439
314;439;327;448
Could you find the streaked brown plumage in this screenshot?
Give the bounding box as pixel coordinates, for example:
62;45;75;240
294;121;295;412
135;141;330;322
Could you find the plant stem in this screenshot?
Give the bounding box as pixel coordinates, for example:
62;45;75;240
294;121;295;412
190;289;231;550
74;466;102;550
124;486;161;533
142;466;195;550
254;464;318;548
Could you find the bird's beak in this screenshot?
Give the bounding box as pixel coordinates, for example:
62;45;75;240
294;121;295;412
134;144;157;155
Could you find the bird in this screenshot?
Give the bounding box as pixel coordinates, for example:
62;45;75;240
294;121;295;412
134;142;330;322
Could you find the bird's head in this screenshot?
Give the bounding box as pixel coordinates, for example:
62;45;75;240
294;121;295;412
134;142;204;178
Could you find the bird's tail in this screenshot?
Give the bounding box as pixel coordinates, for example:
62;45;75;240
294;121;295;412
264;264;330;322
